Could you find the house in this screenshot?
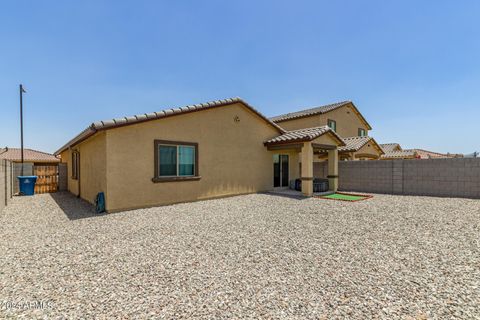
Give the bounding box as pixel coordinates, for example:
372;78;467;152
55;98;344;212
379;143;418;160
0;147;60;165
414;149;463;159
337;136;385;161
269;101;385;161
379;143;462;160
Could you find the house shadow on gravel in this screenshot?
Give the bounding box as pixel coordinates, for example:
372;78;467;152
263;191;309;200
49;192;107;220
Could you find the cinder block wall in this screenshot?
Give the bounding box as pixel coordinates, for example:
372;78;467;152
1;160;13;212
340;160;394;194
314;158;480;199
402;158;480;198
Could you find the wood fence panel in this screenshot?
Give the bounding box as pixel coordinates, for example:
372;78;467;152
33;165;59;194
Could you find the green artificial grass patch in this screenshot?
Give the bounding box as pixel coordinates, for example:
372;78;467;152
319;192;371;202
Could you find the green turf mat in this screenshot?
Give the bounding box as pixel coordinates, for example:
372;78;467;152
321;193;369;201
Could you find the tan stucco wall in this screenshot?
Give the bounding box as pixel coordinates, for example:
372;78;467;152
287;152;300;182
275;105;369;138
104;103;281;211
60;132;107;204
60;149;78;195
276;115;323;132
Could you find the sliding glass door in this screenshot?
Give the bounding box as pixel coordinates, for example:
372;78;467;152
273;154;289;188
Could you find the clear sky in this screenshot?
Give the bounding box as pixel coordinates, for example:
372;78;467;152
1;0;479;154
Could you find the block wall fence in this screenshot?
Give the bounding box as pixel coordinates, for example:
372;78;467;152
314;158;480;199
0;160;13;213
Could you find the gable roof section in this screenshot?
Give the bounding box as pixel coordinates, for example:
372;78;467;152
380;143;402;153
381;149;417;159
264;126;345;146
55;97;285;155
269;101;372;130
339;136;384;154
0;147;59;162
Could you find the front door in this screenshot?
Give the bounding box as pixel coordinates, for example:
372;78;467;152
273;154;289;188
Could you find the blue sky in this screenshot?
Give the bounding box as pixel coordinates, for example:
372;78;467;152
1;0;479;154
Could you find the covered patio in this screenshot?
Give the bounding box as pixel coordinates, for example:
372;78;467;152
264;126;346;196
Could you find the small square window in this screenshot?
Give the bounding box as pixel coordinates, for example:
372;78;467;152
358;128;366;137
327;119;337;132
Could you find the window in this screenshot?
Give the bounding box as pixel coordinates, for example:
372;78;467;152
358;128;366;137
153;140;199;182
327;119;337;132
71;151;79;180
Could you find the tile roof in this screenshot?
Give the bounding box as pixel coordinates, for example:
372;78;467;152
269;101;351;122
264;126;345;146
269;100;372;130
379;144;461;159
381;150;417;159
413;149;461;159
0;148;60;162
55;97;285;155
379;143;402;153
339;136;377;152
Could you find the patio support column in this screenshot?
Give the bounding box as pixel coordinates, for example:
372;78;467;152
328;148;339;192
301;141;314;196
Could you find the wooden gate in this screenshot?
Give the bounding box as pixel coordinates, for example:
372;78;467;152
33;165;59;194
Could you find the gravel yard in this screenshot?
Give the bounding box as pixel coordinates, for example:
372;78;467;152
0;192;479;319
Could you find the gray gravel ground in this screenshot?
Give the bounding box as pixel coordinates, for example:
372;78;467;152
0;192;479;319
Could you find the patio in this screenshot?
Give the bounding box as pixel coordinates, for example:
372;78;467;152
0;192;479;318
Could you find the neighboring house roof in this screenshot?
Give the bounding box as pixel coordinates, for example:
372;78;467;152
269;101;372;130
379;143;402;153
0;147;59;162
55;97;285;155
339;136;384;155
264;126;345;146
379;143;462;159
381;149;417;159
413;149;462;159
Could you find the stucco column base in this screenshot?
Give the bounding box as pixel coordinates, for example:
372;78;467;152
328;148;339;192
301;142;314;196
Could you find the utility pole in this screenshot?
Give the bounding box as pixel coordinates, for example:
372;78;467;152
19;84;26;176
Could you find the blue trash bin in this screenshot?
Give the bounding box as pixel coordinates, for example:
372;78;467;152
17;176;37;196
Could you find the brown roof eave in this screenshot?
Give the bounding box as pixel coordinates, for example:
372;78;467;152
54;126;97;155
264;132;346;147
271;101;372;131
264;138;311;147
54;98;285;155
